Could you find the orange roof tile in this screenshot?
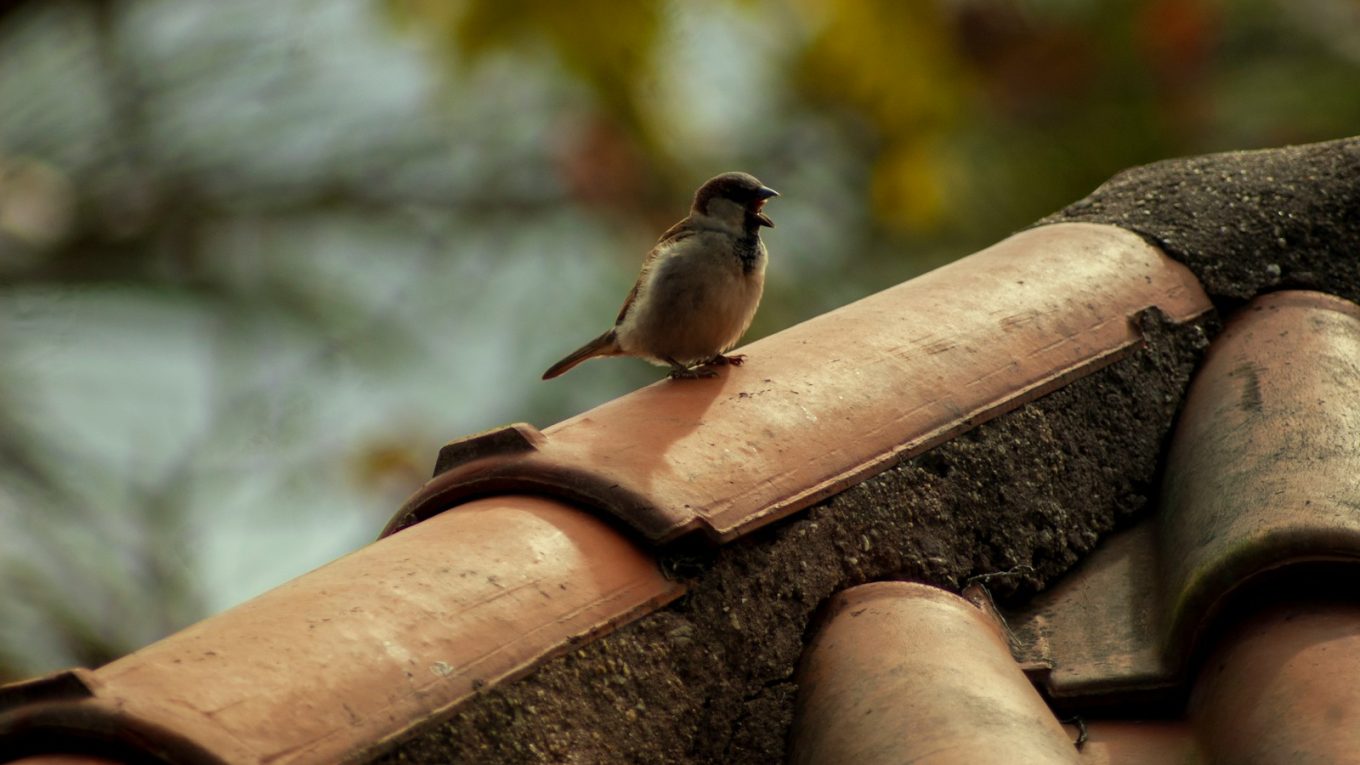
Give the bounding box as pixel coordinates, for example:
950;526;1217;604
1189;598;1360;763
388;223;1209;544
790;582;1081;765
1;497;681;763
5;130;1357;762
793;583;1360;764
1007;290;1360;705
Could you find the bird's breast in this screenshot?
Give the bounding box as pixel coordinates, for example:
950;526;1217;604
615;233;765;364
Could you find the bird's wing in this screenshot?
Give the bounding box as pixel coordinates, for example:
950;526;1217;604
614;278;644;326
656;215;698;245
615;215;697;325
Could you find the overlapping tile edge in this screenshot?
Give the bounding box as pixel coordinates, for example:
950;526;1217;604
1007;290;1360;704
389;222;1212;544
795;290;1360;765
0;222;1217;764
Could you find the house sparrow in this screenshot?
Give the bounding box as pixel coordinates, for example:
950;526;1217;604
542;171;779;380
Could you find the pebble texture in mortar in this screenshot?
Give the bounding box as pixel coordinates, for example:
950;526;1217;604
1041;135;1360;304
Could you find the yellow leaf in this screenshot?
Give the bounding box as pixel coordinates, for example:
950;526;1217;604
872;139;948;232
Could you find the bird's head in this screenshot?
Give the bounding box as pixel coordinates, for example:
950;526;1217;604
692;172;780;230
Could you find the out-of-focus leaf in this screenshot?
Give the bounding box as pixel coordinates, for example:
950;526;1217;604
349;437;427;495
792;0;971;231
871;138;949;233
0;155;76;254
1137;0;1218;83
392;0;661;130
796;0;966;135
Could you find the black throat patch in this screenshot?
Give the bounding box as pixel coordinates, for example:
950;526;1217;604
736;219;763;274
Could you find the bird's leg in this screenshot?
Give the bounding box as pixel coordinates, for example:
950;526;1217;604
664;356;718;379
703;353;746;367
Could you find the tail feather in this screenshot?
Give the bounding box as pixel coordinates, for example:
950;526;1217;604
542;330;622;380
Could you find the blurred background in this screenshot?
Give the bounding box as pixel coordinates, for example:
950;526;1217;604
1;0;1357;679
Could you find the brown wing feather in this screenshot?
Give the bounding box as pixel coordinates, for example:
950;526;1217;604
614;215;696;325
614;279;643;325
655;216;697;244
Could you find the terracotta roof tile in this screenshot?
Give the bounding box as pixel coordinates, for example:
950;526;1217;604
792;583;1360;764
1060;721;1192;765
780;289;1360;765
790;582;1081;765
1007;289;1360;705
0;497;681;764
11;751;123;756
5;134;1357;764
387;222;1209;544
1189;598;1360;763
0;221;1221;763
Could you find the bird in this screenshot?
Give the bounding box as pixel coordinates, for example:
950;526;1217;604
542;171;779;381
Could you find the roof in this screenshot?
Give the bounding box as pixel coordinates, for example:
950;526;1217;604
387;223;1208;544
2;135;1358;764
791;289;1360;764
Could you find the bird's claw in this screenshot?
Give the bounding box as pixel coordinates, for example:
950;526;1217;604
705;354;746;367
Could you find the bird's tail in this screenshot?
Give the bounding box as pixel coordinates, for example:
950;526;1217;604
542;330;622;380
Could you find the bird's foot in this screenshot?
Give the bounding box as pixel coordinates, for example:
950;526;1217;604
704;353;746;367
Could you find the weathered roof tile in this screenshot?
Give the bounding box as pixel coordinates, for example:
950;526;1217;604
1008;290;1360;704
388;223;1210;544
1;497;681;764
791;582;1081;765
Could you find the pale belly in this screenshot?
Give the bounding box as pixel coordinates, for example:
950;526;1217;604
616;243;766;366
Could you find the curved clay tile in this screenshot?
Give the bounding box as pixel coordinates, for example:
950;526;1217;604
1191;598;1360;762
388;222;1210;544
791;593;1360;763
791;582;1080;765
1007;290;1360;705
1158;290;1360;657
0;223;1213;763
0;497;681;764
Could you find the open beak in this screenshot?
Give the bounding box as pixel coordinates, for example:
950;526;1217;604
753;186;779;227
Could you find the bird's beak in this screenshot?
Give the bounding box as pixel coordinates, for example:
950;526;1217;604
754;186;779;227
